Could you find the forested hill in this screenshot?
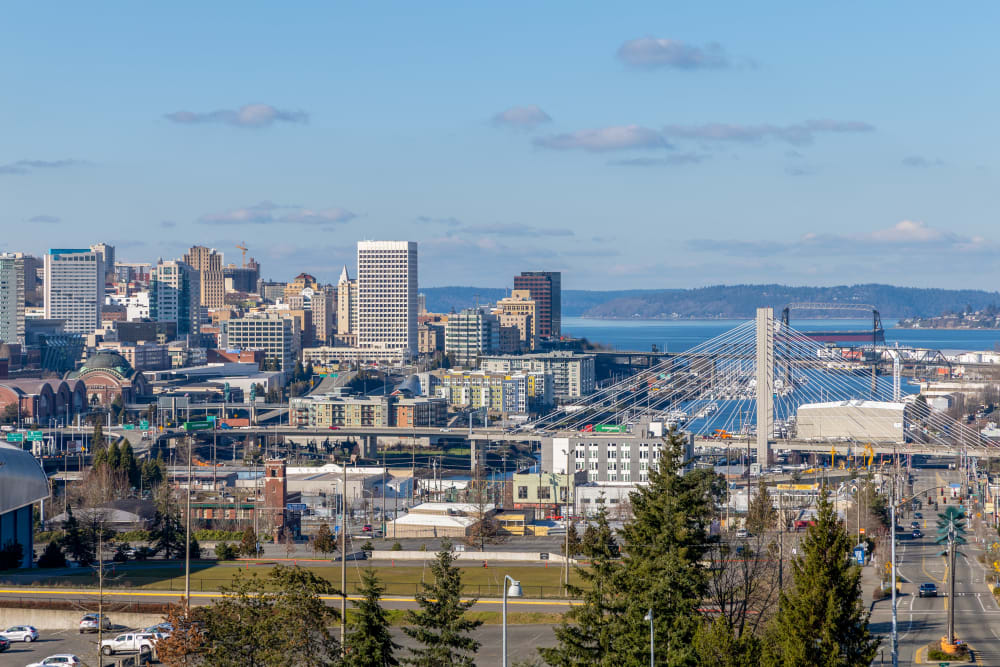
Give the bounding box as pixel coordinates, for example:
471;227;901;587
421;284;1000;320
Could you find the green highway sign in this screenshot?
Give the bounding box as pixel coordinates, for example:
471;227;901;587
140;420;150;430
123;424;135;430
5;432;23;443
26;431;44;442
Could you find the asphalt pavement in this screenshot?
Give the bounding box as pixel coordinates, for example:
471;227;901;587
867;466;1000;665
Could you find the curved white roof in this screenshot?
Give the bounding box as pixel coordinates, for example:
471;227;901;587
0;444;48;513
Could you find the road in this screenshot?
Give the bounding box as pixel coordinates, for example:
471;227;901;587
868;466;1000;665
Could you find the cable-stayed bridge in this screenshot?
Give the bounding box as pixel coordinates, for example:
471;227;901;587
525;308;995;461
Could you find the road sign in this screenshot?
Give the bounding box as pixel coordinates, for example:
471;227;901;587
26;431;43;442
123;424;135;430
286;503;308;511
853;546;866;566
859;527;866;534
140;420;149;430
5;432;23;443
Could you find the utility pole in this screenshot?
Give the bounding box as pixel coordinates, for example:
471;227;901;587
564;447;571;594
340;460;347;650
184;435;193;612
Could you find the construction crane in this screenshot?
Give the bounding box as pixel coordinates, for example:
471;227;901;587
236;241;248;268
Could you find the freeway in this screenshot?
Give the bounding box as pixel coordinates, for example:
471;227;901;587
868;466;1000;665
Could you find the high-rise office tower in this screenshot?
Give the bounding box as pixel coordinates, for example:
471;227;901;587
356;241;417;355
513;271;561;337
89;243;116;284
336;265;358;336
182;245;225;308
150;259;201;336
0;254;25;344
44;248;103;334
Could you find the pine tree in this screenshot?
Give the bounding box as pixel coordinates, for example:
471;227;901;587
312;523;338;556
562;521;582;557
107;440;121;470
616;431;725;665
745;479;777;535
240;526;258;557
37;539;67;568
344;568;400;667
762;492;880;666
92;421;105;450
540;506;628;666
402;541;481;666
150;486;185;559
121;441;139;488
693;616;762;667
61;506;93;564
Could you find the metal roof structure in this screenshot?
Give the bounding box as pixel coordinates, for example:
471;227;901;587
0;444;48;513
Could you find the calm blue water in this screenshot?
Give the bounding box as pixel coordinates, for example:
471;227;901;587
564;317;1000;353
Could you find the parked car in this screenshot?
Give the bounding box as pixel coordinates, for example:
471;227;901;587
26;656;83;667
735;528;749;538
918;582;938;598
914;512;923;519
0;636;9;652
79;613;112;633
143;622;173;638
100;632;157;656
0;624;38;642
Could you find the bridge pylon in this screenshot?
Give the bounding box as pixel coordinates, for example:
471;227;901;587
756;307;774;466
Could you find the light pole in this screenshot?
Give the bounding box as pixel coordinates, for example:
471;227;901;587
644;608;654;667
502;575;523;666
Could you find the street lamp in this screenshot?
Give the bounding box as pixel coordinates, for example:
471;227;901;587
644;608;654;667
501;575;523;666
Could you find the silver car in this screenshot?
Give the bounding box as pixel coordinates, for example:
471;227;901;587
79;613;112;633
0;624;38;642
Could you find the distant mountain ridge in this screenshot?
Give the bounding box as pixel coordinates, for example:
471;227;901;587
421;284;1000;320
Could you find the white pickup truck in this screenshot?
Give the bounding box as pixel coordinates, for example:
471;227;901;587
100;632;157;656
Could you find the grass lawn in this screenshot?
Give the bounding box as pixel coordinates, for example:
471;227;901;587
16;562;586;599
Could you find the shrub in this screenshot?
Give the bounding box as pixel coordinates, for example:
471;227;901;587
0;541;24;570
391;541;403;551
927;644;969;661
194;529;244;542
117;530;152;543
361;542;374;554
215;542;239;560
37;540;67;569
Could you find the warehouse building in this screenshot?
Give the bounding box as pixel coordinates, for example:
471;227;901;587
795;400;906;443
0;444;49;568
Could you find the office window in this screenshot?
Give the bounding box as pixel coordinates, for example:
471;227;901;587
517;486;528;499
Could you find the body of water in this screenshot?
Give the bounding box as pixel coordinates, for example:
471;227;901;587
563;317;1000;353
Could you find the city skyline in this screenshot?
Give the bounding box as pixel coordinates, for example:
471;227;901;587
3;3;1000;290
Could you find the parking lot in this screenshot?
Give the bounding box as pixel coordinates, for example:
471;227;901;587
2;626;150;667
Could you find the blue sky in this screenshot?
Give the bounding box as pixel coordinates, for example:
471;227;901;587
3;3;999;291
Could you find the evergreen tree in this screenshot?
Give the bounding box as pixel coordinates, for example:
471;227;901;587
344;568;400;667
150;487;185;558
240;526;258;557
312;523;338;555
107;440;122;470
540;506;628;666
61;506;93;564
562;521;582;557
37;539;67;568
762;492;880;666
692;616;762;667
402;541;481;666
121;441;140;488
92;421;105;451
745;479;777;535
304;362;315;380
293;360;305;382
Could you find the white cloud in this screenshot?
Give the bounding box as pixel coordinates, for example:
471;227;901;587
617;37;729;69
534;125;669;152
662;119;874;146
199;201;355;225
165;104;308;128
0;159;88;175
492;105;552;129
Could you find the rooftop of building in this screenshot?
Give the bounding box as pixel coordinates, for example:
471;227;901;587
67;350;136;379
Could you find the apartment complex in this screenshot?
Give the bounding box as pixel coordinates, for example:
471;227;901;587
438;369;553;414
513;271;560;337
44;248;103;334
356;241;417;356
480;351;595;398
183;245;225;308
150;259;201;336
220;313;298;372
444;307;498;367
289;393;446;428
0;254;25;344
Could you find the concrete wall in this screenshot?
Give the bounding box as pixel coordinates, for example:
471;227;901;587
0;608;165;631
